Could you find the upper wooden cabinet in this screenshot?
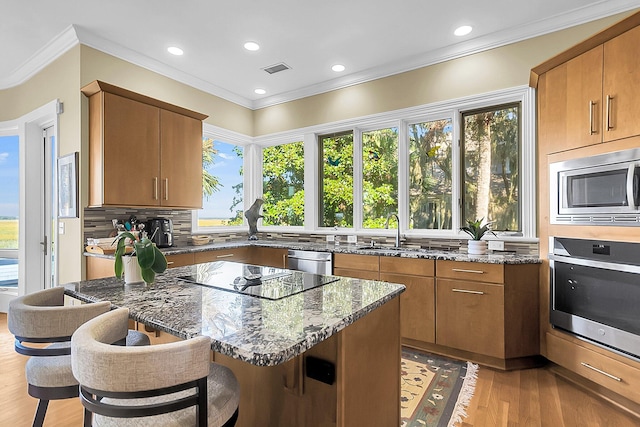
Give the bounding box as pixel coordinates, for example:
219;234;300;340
82;81;207;209
533;14;640;154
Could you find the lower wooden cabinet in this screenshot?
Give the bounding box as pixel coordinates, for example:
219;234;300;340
436;278;505;357
193;247;249;264
547;332;640;405
247;247;287;268
380;257;435;344
333;253;379;280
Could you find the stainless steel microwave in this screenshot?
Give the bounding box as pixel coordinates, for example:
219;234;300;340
550;148;640;225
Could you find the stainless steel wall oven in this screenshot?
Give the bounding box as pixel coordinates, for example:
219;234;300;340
549;237;640;361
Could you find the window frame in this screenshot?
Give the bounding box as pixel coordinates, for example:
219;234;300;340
197;85;536;241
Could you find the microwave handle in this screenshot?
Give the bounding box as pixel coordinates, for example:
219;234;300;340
627;164;639;209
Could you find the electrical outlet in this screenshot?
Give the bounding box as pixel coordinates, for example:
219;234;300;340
326;235;335;242
488;240;504;251
347;235;357;243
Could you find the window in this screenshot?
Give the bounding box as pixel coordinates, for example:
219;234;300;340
319;131;353;228
408;119;453;230
362;127;398;229
0;135;19;288
262;141;304;226
197;137;244;228
462;103;520;231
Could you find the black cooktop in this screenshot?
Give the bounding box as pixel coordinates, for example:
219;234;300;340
179;261;339;300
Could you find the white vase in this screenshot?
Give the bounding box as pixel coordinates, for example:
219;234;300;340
123;256;143;284
467;240;488;255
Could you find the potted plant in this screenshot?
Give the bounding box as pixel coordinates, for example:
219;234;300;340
460;218;496;255
113;232;167;284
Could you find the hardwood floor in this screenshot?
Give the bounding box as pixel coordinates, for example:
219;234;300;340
1;312;639;426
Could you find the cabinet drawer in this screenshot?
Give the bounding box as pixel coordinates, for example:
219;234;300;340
194;247;248;263
333;254;379;272
436;260;503;284
165;253;195;268
379;257;434;276
547;332;640;404
333;268;379;281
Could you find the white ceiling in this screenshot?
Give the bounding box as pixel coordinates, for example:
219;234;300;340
3;0;639;109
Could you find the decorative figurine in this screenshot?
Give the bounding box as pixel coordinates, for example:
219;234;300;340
245;198;264;240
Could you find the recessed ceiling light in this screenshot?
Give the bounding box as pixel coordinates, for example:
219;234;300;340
254;88;266;95
244;41;260;51
332;64;346;72
454;26;472;36
167;46;184;56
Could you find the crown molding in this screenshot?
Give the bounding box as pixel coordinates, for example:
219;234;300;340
72;26;253;109
252;1;640;109
2;1;638;109
0;25;78;89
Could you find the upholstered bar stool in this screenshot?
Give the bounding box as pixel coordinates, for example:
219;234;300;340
8;287;150;427
72;307;240;427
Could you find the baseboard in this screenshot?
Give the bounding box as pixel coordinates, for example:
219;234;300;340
402;339;546;371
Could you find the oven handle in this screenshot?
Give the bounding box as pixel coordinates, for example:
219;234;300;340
627;164;637;209
549;254;640;275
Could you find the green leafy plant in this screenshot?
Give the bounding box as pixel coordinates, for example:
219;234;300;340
460;218;496;240
113;232;167;284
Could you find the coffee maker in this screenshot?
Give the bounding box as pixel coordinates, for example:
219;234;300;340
147;218;173;248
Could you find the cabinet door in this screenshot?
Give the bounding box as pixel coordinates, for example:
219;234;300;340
247;247;288;268
193;247;249;264
102;93;160;206
380;272;434;343
436;278;505;358
538;46;603;154
165;253;195;268
603;25;640;142
160;109;203;208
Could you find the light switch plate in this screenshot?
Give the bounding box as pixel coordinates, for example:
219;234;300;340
488;240;504;251
58;221;65;235
326;235;335;242
347;235;357;243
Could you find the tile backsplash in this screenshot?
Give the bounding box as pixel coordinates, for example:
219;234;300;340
83;208;538;255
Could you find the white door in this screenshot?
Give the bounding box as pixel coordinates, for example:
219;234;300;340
0;101;58;312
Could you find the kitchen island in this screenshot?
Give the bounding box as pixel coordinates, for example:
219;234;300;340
64;260;405;426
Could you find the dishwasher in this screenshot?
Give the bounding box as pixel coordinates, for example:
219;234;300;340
287;250;333;275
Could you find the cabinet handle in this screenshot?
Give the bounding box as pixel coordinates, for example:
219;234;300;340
167;261;174;265
153;177;158;200
606;95;614;131
580;362;621;382
283;254;287;268
589;100;597;135
164;178;169;201
216;254;234;259
452;288;485;295
452;268;485;274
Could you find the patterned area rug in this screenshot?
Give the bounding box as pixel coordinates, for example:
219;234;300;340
401;348;478;427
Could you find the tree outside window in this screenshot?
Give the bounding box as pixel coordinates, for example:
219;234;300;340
362;127;398;229
319;132;354;228
262;141;304;226
462;104;520;231
409;119;453;230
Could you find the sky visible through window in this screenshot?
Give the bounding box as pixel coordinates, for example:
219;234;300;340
0;135;19;218
201;140;243;220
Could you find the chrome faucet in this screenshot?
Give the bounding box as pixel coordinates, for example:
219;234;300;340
385;213;401;248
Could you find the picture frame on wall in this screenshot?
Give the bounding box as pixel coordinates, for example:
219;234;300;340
58;152;79;218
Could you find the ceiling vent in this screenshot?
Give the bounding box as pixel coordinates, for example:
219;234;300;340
263;63;291;74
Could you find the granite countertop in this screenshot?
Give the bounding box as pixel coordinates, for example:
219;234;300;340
86;239;541;265
64;261;405;367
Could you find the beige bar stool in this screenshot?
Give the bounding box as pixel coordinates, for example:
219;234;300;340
72;307;240;427
8;287;150;427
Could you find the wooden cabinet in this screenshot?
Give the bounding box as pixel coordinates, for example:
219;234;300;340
538;46;603;153
193;247;249;264
82;80;207;209
535;22;640;154
333;253;379;280
380;257;435;344
86;252;193;280
433;261;540;369
165;253;195;268
247;247;287;268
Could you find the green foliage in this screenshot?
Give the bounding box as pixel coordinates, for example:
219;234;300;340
202;138;221;199
262;142;305;226
113;232;167;284
320;133;354;227
460;218;496;240
362;128;398;228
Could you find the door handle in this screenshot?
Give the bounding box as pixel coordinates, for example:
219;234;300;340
606;95;614;131
452;268;485;274
452;288;484;295
40;236;48;256
164;179;169;201
580;362;621;382
589;100;597;135
153;177;158;200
